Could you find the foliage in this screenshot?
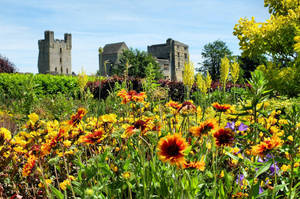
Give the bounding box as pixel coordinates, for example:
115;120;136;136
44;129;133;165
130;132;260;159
257;63;300;97
113;48;163;79
237;54;267;79
233;0;300;66
0;54;17;73
198;40;233;80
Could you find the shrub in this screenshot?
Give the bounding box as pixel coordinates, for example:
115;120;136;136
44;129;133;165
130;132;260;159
0;54;17;73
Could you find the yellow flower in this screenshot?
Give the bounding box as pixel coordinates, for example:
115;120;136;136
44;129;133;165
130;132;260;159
183;58;194;90
60;179;71;191
220;170;224;178
196;73;207;94
287;136;293;141
281;164;291;172
122;171;131;179
220;56;230;89
63;140;72;147
231;59;240;84
28;113;39;124
38;179;52;188
0;127;12;140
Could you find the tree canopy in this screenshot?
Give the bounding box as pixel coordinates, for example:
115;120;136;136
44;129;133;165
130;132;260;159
113;48;163;80
233;0;300;66
198;40;232;81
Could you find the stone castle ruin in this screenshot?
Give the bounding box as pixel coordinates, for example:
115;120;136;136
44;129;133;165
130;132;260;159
148;38;189;81
98;42;128;76
37;31;189;81
38;31;72;74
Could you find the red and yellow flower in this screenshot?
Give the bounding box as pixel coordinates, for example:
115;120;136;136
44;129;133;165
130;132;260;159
157;133;189;166
214;128;235;147
251;135;283;156
212;102;231;112
189;119;217;137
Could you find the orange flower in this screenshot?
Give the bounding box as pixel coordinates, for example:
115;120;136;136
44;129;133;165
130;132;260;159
184;160;205;171
189;119;216;137
214;128;234;147
117;89;146;104
251;135;283;156
157;133;189;166
212;102;231;112
80;129;105;144
166;100;181;110
69;108;87;126
22;155;37;177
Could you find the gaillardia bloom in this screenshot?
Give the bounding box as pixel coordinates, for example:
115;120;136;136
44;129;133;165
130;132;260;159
212;102;231;112
125;119;150;137
117;89;146;104
251;135;283;156
157;133;189;166
80;129;105;144
178;101;196;115
69;108;87;126
189;119;217;137
214;128;234;146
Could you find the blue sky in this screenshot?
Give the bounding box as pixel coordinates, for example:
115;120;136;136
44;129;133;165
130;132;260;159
0;0;269;74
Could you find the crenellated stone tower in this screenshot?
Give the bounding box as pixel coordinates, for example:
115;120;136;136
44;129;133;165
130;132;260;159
38;30;72;74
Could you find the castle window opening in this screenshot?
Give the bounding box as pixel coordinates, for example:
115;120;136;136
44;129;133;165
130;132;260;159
61;67;63;74
66;68;68;74
60;48;62;54
184;53;187;59
177;52;180;57
55;67;57;72
178;61;180;67
60;58;62;63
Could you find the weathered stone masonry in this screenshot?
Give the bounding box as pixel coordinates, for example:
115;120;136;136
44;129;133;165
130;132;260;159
38;31;72;74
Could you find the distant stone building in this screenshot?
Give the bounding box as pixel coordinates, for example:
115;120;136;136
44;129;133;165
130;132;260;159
98;42;128;76
38;31;72;74
148;38;189;81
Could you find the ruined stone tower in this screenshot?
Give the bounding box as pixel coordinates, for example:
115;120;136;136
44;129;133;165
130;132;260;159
38;31;72;74
148;38;189;81
99;42;128;76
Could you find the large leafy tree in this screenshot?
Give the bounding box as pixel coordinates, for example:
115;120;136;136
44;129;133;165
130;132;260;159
233;0;300;67
113;48;163;79
0;54;17;73
198;40;232;81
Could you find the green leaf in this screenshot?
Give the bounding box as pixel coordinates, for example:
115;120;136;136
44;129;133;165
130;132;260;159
49;184;64;199
255;162;272;178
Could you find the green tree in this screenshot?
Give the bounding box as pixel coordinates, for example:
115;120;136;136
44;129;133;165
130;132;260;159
198;40;232;80
113;48;163;79
237;55;267;79
233;0;300;67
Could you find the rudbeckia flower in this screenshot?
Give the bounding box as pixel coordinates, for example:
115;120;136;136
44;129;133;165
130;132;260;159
212;102;231;112
189;119;217;137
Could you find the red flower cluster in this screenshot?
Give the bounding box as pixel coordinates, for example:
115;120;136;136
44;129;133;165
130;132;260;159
80;129;105;144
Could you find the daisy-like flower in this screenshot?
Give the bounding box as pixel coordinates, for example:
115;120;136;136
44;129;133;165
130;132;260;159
189;119;217;137
157;133;189;166
212;102;231;112
178;101;196;115
251;135;283;156
125;119;150;137
0;127;12;142
166;100;181;110
183;156;206;171
69;108;87;126
214;128;235;147
80;129;105;144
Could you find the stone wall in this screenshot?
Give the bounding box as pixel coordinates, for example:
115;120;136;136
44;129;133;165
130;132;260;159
38;31;72;74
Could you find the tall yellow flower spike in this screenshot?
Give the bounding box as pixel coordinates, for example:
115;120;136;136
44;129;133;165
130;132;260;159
231;59;240;84
220;56;230;90
183;58;194;90
196;73;207;94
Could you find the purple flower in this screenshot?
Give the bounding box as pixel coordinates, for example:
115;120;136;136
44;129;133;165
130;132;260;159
270;163;279;175
259;186;264;194
225;121;235;130
238;123;248;131
236;174;244;185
